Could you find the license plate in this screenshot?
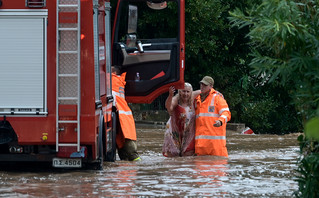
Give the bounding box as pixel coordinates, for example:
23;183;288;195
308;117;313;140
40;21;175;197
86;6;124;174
52;158;82;168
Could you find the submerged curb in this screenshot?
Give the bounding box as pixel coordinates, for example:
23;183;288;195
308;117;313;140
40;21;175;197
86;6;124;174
135;120;166;129
135;121;245;133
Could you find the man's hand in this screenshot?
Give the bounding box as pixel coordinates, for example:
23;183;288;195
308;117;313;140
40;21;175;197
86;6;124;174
213;120;222;127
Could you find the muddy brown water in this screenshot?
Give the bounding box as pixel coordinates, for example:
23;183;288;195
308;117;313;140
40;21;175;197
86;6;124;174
0;129;299;197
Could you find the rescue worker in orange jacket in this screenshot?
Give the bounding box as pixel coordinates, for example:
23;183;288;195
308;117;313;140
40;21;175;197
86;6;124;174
194;76;231;157
112;66;140;161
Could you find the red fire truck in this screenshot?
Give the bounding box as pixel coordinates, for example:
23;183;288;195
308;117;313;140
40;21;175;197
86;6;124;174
0;0;185;169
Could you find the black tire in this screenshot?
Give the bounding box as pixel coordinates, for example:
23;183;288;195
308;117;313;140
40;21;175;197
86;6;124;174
105;111;117;162
96;113;104;170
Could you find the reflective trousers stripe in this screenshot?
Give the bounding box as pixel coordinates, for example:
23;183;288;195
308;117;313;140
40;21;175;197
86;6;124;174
113;91;125;99
195;135;226;140
112;91;125;106
119;110;133;115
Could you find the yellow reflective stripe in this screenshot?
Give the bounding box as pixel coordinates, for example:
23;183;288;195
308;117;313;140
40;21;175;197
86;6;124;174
133;157;141;161
119;110;132;115
195;135;226;140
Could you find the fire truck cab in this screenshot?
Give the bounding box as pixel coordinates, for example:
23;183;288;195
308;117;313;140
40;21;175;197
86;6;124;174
0;0;184;169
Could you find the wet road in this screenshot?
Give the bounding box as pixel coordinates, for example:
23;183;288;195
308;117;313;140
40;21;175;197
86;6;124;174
0;129;299;197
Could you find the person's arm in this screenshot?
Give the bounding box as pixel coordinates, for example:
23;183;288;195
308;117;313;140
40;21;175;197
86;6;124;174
192;90;201;100
165;86;178;115
213;96;231;127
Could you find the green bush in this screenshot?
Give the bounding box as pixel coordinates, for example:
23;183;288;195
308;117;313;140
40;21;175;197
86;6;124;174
295;134;319;198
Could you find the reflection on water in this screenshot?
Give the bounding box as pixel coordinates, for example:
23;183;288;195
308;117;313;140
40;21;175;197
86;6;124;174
0;129;299;197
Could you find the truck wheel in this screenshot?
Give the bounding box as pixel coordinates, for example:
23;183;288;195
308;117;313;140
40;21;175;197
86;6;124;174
96;114;104;170
105;111;117;162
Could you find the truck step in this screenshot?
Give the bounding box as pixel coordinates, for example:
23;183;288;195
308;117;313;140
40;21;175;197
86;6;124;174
57;143;79;147
58;5;79;8
58;51;78;54
58;120;78;124
58;97;78;100
58;27;78;31
58;74;78;77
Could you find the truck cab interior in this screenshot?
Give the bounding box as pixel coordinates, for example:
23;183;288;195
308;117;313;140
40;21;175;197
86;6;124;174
112;0;183;103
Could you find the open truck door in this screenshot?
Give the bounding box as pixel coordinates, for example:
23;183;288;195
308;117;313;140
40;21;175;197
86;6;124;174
112;0;185;103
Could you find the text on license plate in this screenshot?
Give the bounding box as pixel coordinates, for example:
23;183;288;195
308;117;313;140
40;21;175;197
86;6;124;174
52;158;82;168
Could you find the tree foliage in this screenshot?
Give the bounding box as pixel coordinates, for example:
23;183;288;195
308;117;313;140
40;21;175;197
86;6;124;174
296;134;319;197
229;0;319;121
229;0;319;196
185;0;301;133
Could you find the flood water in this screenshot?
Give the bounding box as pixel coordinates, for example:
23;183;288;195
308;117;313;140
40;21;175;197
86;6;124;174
0;128;300;197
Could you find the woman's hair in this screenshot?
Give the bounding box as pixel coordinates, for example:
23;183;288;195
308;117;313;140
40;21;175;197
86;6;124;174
184;82;193;91
177;82;193;106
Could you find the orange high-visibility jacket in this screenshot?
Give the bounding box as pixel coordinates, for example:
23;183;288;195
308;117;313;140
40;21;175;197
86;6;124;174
194;89;231;157
112;72;137;148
